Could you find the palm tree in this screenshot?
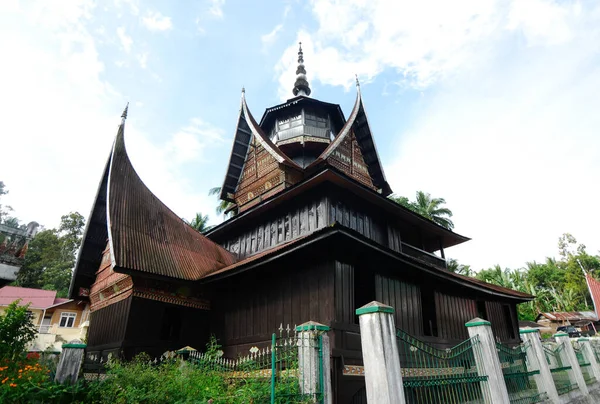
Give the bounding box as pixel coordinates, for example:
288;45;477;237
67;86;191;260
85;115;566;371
188;213;212;233
412;191;454;230
208;187;238;217
389;191;454;230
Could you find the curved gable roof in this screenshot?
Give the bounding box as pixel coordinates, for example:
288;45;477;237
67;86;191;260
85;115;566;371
70;115;237;298
220;92;300;202
309;85;392;196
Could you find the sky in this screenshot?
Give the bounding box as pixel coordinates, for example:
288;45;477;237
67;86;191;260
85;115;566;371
0;0;599;271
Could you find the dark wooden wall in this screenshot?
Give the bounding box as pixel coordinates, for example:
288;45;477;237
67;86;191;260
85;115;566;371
123;297;210;358
220;194;328;259
435;292;477;341
375;275;423;337
329;193;384;245
87;296;131;350
210;257;335;358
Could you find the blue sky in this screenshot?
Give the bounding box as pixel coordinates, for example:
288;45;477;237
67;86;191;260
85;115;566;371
1;0;599;271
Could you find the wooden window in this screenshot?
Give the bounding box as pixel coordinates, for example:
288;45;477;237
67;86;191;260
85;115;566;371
503;305;515;339
160;307;182;341
59;312;77;328
421;288;438;337
476;301;487;320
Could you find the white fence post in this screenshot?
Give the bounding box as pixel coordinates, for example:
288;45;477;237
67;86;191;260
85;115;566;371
54;339;86;384
356;301;405;404
519;328;560;403
578;338;600;382
554;332;589;396
296;321;332;404
465;318;510;404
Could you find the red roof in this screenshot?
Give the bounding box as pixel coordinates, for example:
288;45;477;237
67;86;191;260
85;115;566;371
0;286;71;309
586;273;600;319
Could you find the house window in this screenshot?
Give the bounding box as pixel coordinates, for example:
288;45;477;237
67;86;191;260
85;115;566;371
476;301;487;320
503;305;515;339
59;312;77;328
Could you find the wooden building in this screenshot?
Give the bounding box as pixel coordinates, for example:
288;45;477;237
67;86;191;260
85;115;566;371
70;45;532;402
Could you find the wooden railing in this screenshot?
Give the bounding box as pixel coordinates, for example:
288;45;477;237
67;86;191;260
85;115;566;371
401;242;446;268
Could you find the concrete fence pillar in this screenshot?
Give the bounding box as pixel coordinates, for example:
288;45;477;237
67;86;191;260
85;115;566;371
519;328;560;404
356;301;405;404
54;339;86;384
296;321;332;404
465;318;510;404
578;338;600;382
554;332;589;396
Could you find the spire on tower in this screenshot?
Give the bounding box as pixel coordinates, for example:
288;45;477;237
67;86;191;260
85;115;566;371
121;102;129;124
292;42;311;97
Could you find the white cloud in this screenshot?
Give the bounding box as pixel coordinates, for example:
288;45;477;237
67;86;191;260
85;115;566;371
0;0;225;230
273;0;600;269
141;10;172;32
261;24;283;51
116;26;132;52
136;52;148;68
208;0;225;19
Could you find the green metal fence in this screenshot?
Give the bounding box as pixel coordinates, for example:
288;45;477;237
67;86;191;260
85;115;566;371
542;342;577;395
396;328;488;403
187;325;323;404
572;341;596;385
496;341;545;404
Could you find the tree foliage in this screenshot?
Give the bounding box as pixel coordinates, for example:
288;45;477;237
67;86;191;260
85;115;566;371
15;212;85;297
389;191;454;230
188;212;212;233
460;233;600;321
0;300;37;361
208;187;238;218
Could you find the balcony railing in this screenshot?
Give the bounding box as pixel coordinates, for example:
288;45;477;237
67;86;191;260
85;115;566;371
401;242;447;269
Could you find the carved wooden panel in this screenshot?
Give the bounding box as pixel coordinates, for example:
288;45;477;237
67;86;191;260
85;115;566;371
326;131;375;189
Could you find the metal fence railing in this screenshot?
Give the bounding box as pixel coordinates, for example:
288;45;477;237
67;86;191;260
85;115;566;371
572;340;596;386
396;328;488;403
496;341;546;404
542;341;577;395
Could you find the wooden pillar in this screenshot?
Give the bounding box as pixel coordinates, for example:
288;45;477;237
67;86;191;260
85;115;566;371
465;318;510;404
356;301;405;404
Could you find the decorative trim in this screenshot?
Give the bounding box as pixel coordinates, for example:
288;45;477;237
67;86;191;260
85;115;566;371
62;343;87;349
342;365;365;376
356;305;394;316
519;328;540;334
465;320;491;327
296;323;330;332
578;338;590;342
133;288;210;310
554;332;569;337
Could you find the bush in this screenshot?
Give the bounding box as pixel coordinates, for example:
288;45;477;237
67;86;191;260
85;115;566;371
0;300;37;361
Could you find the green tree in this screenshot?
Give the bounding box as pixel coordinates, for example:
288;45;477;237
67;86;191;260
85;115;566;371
15;212;85;297
446;258;474;277
189;213;212;233
0;300;37;361
388;191;454;230
0;180;14;225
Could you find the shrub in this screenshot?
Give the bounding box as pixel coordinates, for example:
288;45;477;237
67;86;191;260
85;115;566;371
0;300;37;361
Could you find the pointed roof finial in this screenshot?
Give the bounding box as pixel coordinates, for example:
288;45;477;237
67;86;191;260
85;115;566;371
293;41;311;97
355;74;360;87
121;102;129;124
241;86;245;94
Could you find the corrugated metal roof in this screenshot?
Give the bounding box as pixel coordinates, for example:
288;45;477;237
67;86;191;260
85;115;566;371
538;312;598;321
204;224;531;300
0;286;56;309
107;121;237;281
586;273;600;319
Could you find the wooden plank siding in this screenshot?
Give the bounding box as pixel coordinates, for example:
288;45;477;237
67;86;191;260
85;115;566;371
221;194;329;259
210;258;335;358
375;274;423;336
87;296;132;349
